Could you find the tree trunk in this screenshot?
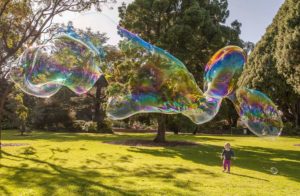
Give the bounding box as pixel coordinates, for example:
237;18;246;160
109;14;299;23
0;82;13;158
20;122;26;136
193;130;197;135
296;99;300;129
226;99;238;129
193;126;199;135
153;114;166;142
94;76;113;134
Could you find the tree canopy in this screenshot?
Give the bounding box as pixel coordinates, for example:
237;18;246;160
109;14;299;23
119;0;243;86
108;0;245;141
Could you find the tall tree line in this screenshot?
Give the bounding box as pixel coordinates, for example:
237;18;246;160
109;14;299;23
239;0;300;130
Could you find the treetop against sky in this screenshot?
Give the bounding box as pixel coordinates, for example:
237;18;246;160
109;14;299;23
54;0;285;44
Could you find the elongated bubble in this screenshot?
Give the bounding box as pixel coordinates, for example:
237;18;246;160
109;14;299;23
106;27;283;137
10;25;103;98
229;87;283;136
106;26;222;124
10;11;283;136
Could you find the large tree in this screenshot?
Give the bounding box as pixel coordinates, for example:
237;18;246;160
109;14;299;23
239;0;300;129
117;0;243;141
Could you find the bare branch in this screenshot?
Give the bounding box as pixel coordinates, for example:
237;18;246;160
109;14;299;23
0;0;116;74
0;0;11;18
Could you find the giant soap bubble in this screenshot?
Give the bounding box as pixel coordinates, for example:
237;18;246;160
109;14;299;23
10;11;283;136
10;25;104;98
106;26;223;124
105;24;282;136
229;88;283;136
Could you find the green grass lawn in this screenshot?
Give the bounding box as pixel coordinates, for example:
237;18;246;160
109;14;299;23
0;130;299;196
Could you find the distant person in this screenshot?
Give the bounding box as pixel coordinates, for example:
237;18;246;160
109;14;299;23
222;143;235;173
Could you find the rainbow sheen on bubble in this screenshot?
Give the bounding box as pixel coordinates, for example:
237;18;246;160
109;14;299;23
229;87;283;136
107;27;244;124
106;26;282;136
204;46;246;98
9;13;283;137
10;25;103;98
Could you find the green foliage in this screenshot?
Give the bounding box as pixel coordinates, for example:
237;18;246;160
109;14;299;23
239;0;300;128
30;91;77;130
0;0;116;73
14;94;28;122
0;1;32;64
3;88;29;130
0;0;117;134
71;120;97;132
119;0;243;85
111;0;244;133
282;122;300;135
166;114;197;133
2;28;113;133
273;0;300;94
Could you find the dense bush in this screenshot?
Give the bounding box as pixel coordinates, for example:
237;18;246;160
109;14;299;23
282;122;300;136
71;120;97;132
166;114;197;134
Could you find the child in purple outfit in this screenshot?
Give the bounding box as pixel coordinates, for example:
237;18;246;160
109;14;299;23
222;143;234;173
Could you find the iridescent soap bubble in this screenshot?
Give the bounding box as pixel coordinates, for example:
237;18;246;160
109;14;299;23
204;46;246;98
106;26;224;124
106;25;282;136
10;25;104;98
270;167;279;175
10;11;283;137
229;87;283;136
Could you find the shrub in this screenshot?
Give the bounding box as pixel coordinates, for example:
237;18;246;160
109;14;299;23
71;120;98;132
282;122;300;136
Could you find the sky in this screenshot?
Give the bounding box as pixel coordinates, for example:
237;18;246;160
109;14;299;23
54;0;285;45
226;0;284;43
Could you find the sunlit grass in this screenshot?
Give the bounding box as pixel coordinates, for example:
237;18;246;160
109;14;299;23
0;130;299;195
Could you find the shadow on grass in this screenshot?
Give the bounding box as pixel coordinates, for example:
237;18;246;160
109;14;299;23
171;135;236;142
234;145;300;182
127;143;300;183
0;185;10;196
2;130;152;143
2;130;300;186
0;150;140;195
2;130;236;143
229;172;269;181
0;148;218;195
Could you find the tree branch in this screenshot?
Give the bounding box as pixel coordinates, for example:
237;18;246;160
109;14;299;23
0;0;11;18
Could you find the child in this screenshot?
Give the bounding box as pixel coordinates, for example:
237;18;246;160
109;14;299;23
222;143;234;173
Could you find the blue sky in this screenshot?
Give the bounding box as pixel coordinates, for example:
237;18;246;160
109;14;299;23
226;0;284;43
54;0;285;44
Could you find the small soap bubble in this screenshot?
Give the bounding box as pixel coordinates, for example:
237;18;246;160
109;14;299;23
270;167;278;175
